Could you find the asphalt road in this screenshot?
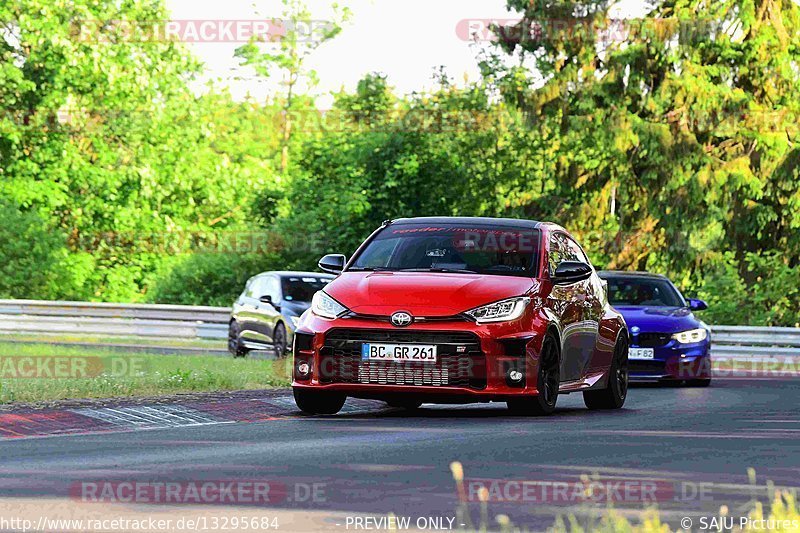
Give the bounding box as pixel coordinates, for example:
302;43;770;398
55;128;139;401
1;379;799;532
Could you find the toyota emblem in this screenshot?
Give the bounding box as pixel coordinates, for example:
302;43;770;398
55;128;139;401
391;312;413;327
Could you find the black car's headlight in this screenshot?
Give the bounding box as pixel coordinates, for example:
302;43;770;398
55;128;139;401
311;291;348;319
672;328;708;344
464;297;530;324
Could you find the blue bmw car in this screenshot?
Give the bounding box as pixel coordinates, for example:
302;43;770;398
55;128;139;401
598;271;712;387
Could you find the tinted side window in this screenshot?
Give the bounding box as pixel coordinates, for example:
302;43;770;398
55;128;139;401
248;276;268;299
265;276;281;300
244;277;259;298
548;233;579;273
565;236;590;265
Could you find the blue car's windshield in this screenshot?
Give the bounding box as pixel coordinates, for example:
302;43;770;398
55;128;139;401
281;276;331;302
350;225;541;278
604;277;686;307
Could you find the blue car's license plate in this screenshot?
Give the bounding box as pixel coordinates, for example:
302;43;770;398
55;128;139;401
628;348;655;360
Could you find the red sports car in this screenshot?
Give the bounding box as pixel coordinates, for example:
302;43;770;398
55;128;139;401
292;217;628;416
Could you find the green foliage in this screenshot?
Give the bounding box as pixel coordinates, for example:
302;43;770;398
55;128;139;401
1;1;282;302
277;76;540;263
475;0;800;324
694;252;800;327
270;21;800;325
147;252;283;307
1;0;798;326
0;202;67;299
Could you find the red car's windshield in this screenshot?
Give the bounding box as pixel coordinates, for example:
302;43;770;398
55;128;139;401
349;225;541;278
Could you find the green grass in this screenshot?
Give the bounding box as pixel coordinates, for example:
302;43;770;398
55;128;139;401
0;342;291;404
1;332;225;349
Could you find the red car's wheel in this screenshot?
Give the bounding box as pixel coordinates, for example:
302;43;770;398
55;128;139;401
584;333;629;410
293;389;346;415
507;334;560;416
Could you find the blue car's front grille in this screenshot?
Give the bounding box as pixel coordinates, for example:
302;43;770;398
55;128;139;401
632;332;671;348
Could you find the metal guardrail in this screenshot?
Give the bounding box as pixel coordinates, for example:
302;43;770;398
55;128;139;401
710;325;800;360
0;299;230;323
0;300;798;358
0;299;230;340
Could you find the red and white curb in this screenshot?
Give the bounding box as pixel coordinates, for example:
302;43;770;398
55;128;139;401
73;405;227;430
0;395;387;440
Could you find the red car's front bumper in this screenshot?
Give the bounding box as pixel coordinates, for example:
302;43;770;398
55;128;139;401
291;313;549;402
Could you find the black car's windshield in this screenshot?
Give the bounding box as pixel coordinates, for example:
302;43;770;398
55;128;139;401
281;276;331;302
604;276;686;307
350;225;541;278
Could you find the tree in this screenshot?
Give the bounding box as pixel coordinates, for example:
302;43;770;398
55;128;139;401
489;0;800;290
0;202;72;299
0;0;277;301
235;0;351;174
273;73;545;263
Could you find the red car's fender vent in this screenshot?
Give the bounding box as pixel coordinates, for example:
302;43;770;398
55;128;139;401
318;329;486;389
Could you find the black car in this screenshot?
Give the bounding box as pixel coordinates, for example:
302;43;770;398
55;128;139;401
228;271;335;357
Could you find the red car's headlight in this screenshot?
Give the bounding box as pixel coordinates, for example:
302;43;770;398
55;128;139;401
464;297;530;324
311;290;349;319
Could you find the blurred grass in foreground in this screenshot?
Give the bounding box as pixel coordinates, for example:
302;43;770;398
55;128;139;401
450;462;799;532
0;342;291;404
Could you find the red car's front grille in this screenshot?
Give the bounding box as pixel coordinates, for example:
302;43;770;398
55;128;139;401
319;329;486;389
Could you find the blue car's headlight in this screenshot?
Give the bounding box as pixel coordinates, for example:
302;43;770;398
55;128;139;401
672;328;708;344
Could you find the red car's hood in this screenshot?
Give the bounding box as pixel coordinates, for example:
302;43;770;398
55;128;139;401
325;272;535;316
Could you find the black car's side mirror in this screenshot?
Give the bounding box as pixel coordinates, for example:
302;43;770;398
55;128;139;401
318;254;346;274
552;261;593;285
259;295;279;310
688;298;708;311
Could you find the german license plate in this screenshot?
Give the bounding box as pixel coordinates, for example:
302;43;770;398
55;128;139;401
628;347;655;360
361;343;438;363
